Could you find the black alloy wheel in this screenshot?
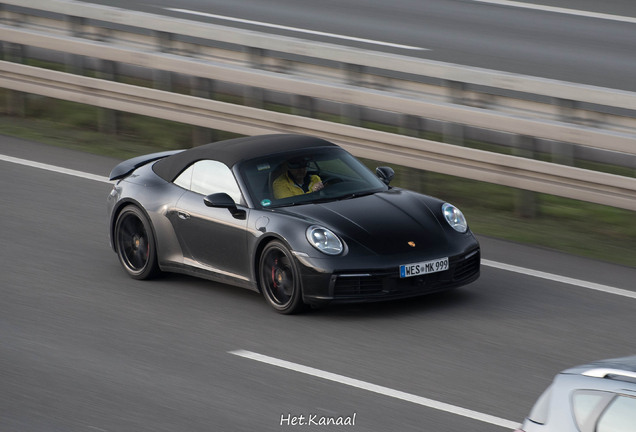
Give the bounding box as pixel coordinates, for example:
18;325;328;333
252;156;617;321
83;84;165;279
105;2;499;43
115;205;160;280
259;240;307;314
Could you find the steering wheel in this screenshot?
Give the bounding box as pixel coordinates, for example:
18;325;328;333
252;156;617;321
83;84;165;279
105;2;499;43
322;176;344;187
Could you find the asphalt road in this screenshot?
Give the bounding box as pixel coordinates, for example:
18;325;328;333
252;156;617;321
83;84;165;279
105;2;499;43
74;0;636;91
1;135;636;431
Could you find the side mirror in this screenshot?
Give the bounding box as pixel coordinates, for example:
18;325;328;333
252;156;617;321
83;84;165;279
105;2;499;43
204;193;246;219
204;192;236;208
376;166;395;185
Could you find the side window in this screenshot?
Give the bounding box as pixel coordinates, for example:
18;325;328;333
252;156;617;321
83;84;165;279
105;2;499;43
572;390;615;432
190;160;243;204
596;395;636;432
174;165;194;190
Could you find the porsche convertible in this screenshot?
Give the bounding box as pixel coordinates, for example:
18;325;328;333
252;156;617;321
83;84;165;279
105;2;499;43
107;134;480;314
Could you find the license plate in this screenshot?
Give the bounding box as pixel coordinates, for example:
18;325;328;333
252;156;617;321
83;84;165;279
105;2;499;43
400;257;449;278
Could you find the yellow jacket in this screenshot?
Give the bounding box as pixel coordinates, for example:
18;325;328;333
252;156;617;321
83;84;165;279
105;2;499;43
273;171;322;199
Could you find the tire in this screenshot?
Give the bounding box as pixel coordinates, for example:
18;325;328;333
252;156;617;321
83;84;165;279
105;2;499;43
259;240;308;314
114;205;161;280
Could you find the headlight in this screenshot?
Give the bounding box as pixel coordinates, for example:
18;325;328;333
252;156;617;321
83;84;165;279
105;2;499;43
442;203;468;233
306;225;343;255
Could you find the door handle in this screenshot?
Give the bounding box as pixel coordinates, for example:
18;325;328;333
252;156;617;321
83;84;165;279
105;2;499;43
177;211;190;220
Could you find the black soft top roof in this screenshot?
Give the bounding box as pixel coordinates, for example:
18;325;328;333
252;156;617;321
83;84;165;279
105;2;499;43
153;134;338;182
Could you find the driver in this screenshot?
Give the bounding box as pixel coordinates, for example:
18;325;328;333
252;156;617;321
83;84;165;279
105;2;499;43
273;156;324;199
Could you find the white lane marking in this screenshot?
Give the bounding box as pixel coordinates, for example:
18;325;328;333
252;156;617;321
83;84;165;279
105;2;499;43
473;0;636;24
0;154;113;184
482;259;636;299
164;8;429;51
3;155;634;300
230;349;520;429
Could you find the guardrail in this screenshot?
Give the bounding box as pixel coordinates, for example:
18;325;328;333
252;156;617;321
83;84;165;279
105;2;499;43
2;23;636;157
2;60;635;211
5;0;636;112
3;0;636;159
0;0;635;212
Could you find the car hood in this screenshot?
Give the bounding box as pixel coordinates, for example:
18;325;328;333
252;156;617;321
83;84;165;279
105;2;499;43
278;189;451;256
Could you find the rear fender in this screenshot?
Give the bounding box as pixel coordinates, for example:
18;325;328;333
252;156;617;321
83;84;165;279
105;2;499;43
109;198;154;252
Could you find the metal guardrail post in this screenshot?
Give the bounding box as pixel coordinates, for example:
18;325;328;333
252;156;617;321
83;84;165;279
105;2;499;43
292;94;314;118
191;76;214;146
341;63;363;126
97;59;118;134
442;80;465;146
0;3;3;64
1;7;25;116
553;97;577;122
244;47;264;109
514;135;538;218
4;42;24;116
402;165;429;197
442;121;464;146
65;16;85;75
552;141;575;166
551;98;576;166
2;40;22;62
399;114;421;137
92;25;118;134
153;31;173;91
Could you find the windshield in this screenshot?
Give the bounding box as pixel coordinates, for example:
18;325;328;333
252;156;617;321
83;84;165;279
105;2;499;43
239;147;388;208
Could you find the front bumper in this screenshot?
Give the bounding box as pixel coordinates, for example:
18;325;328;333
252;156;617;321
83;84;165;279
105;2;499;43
296;246;481;307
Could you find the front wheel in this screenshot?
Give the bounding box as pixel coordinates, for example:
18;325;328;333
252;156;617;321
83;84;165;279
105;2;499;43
115;205;161;280
259;240;308;314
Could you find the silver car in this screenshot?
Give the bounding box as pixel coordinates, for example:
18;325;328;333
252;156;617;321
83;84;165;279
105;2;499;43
517;356;636;432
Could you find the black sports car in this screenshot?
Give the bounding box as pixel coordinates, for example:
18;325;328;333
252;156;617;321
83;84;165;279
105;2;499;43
107;135;480;313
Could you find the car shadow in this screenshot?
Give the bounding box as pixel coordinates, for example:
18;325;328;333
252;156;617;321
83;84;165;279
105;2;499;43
148;272;479;319
307;288;478;319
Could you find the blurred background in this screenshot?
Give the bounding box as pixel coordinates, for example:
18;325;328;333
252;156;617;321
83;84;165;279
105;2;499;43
1;1;635;431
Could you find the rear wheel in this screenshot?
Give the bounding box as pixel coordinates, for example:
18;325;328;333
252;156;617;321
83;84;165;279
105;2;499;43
259;240;308;314
115;205;160;280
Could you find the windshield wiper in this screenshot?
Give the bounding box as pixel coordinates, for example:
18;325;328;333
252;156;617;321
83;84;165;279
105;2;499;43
273;191;376;207
271;202;301;208
336;191;376;200
309;197;338;204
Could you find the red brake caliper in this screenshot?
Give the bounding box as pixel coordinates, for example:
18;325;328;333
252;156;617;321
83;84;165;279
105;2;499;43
271;258;279;286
